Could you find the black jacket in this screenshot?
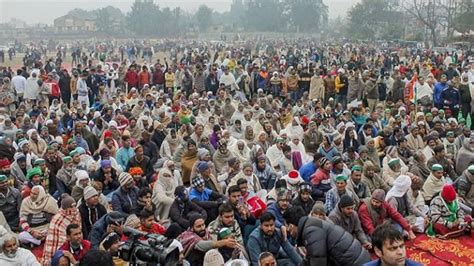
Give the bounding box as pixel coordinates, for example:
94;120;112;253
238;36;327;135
297;217;371;266
78;202;107;240
292;196;315;216
169;199;207;230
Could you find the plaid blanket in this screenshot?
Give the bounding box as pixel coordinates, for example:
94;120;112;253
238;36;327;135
41;208;81;266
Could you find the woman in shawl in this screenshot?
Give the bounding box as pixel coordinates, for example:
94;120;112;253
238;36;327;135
181;140;198;185
409;151;430;181
152;167;178;220
343;127;360;153
98;131;119;157
212;140;233;175
49;99;61;114
253;155;277;190
229;120;243;139
422;135;437;162
366;137;381;170
243;125;256;149
249;144;266;165
222;98;236;121
42;194;81;265
209;124;222;150
71;170;91;202
289;134;311;164
221;130;237;149
254;131;270;154
197;135;215;156
18;185;58;246
229;140;251;164
227;162;264;196
159;129;180;160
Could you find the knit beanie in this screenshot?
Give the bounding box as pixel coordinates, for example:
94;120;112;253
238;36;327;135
441;184;457;202
358;145;368;154
191;176;205;188
331;156;343;165
371;189;386;202
311;201;325;214
124;214;141;228
83;186;98;201
60;194;76;209
319;157;328;166
203;249;225;266
338;194;355;209
118;172;133;187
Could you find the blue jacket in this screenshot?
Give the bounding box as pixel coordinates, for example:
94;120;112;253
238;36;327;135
440;87;460;108
111;187;139;215
266;203;285;228
89;214;108;248
363;259;421;266
247;227;302;266
116;147;135;170
300;162;317;182
433;82;448;107
189;187;213;202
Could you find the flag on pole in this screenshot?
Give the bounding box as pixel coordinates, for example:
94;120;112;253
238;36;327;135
404;74;418;104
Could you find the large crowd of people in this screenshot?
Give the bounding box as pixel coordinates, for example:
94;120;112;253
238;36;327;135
0;37;473;266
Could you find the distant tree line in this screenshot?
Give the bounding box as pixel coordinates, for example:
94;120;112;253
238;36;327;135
63;0;328;37
346;0;473;45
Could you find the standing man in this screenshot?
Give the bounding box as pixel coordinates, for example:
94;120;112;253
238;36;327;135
11;69;26;103
58;69;71;107
335;69;348;108
77;70;89;106
44;73;61;106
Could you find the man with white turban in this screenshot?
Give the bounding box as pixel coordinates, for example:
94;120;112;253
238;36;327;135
386;175;427;232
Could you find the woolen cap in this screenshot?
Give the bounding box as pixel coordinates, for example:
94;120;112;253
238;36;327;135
371;189;386;202
339;194;355;209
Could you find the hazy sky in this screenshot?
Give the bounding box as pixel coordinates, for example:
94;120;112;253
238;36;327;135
0;0;359;24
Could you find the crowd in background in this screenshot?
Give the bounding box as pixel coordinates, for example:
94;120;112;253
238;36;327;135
0;37;473;265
